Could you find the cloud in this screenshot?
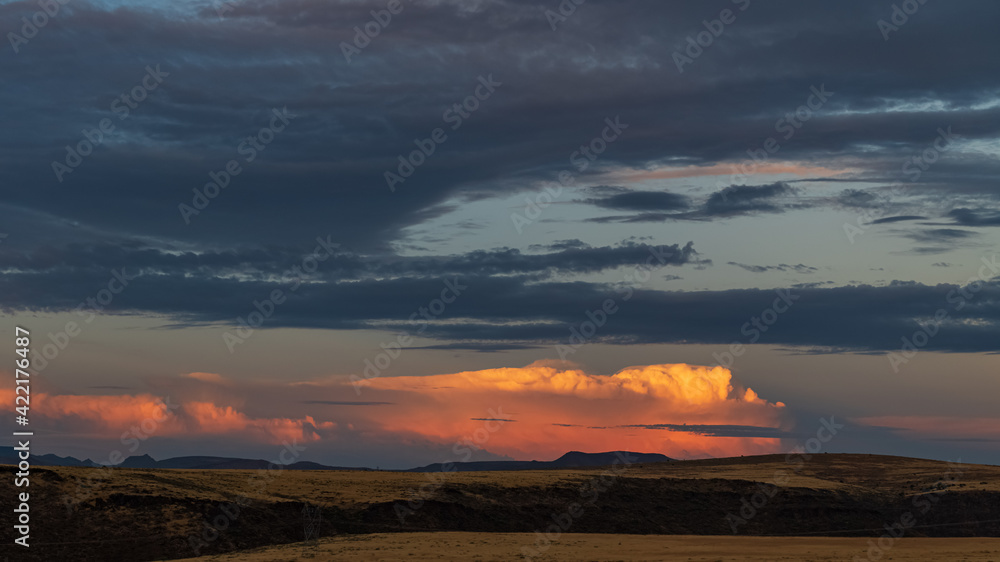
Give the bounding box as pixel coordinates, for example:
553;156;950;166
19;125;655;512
872;215;928;224
13;257;1000;353
903;228;979;243
0;363;789;463
898;228;980;253
394;279;1000;353
836;189;884;210
358;361;789;459
702;183;799;217
1;0;999;258
0;386;334;445
948;208;1000;227
585;182;805;223
727;262;817;274
619;424;798;438
586;190;691;212
0;237;704;291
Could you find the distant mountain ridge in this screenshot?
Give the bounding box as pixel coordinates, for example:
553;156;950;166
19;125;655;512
117;454;365;471
0;452;101;468
406;451;674;472
0;449;672;471
0;450;364;471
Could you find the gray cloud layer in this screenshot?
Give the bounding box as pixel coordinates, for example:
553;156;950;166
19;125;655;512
2;0;999;356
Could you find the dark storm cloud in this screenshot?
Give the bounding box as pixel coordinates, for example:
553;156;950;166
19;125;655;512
3;0;1000;359
0;237;703;282
5;256;1000;353
398;279;1000;354
3;0;1000;253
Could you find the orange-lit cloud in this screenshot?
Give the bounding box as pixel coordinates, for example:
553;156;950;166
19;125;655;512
359;361;788;460
182;372;230;384
0;386;332;445
183;401;333;443
1;389;170;429
1;362;789;461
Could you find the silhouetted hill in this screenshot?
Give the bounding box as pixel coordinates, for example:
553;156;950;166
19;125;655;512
407;450;673;472
1;448;367;470
119;454;159;468
119;455;366;471
6;448;671;472
0;450;99;467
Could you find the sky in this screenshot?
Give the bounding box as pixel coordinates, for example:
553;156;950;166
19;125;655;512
1;0;999;469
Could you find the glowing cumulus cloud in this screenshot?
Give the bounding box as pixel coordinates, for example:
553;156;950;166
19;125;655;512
0;363;787;460
361;361;788;460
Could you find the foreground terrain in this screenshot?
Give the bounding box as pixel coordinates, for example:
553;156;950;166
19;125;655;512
1;454;998;560
176;533;1000;561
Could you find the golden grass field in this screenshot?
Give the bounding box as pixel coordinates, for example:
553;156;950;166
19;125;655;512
175;533;1000;561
